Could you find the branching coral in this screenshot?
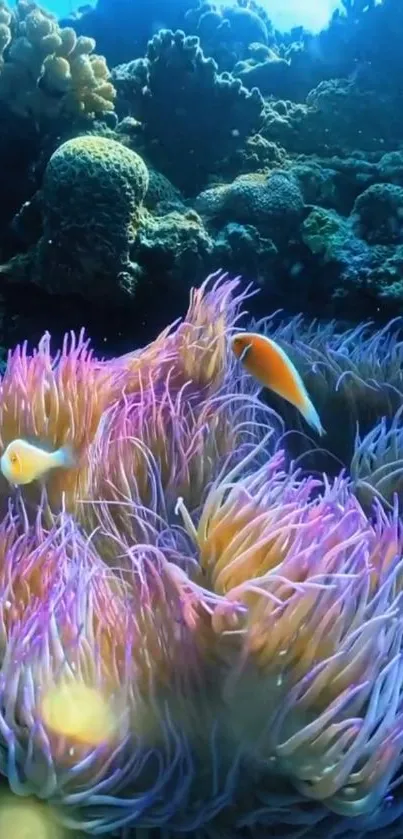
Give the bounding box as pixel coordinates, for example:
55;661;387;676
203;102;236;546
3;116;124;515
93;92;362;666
112;29;264;194
0;0;115;122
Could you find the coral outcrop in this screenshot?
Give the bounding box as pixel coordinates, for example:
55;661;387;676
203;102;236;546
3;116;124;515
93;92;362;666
1;135;149;301
112;29;264;194
196;170;305;244
0;0;116;122
1;0;403;360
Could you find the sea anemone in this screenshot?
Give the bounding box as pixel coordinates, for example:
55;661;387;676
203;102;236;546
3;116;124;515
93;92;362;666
1;273;403;839
350;406;403;511
176;442;403;833
255;313;403;475
0;329;121;514
75;272;278;563
0;498;233;834
0;272;270;528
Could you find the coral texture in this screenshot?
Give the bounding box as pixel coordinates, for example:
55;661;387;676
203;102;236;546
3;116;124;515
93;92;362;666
0;0;115;121
112;29;264;194
2;135;149;301
196;170;305;244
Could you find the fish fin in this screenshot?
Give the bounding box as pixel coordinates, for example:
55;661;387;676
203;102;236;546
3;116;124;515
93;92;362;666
239;343;253;363
302;399;326;437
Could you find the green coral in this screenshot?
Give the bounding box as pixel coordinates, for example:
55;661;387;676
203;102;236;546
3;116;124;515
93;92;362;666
3;135;149;302
144;167;184;213
302;207;351;260
195;170;304;244
352;183;403;245
136;209;214;287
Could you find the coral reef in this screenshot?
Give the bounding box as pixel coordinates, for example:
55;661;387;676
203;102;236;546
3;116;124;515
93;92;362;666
1;0;403;325
112;29;264;194
1;135;149;301
135;209;214;292
0;0;118;278
196;170;305;245
61;0;199;68
0;0;115;122
262;77;403;157
184;0;272;72
1;19;403;839
352;183;403;245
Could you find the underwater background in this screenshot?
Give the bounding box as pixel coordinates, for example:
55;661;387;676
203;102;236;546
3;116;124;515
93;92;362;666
0;0;403;838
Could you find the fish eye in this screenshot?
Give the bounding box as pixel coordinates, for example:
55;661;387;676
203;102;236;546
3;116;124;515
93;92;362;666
9;453;17;465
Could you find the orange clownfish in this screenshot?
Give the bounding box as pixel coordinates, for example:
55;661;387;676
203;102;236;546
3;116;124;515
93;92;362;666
0;438;75;486
231;331;325;436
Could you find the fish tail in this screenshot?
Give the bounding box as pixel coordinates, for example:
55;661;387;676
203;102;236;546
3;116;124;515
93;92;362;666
301;397;325;437
55;444;76;469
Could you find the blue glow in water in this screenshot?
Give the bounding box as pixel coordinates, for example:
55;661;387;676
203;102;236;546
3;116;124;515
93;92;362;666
18;0;344;32
12;0;95;16
215;0;344;32
255;0;344;32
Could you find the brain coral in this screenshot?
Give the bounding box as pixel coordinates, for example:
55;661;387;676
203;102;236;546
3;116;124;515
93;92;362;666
0;0;116;122
352;183;403;245
196;170;305;244
18;135;149;301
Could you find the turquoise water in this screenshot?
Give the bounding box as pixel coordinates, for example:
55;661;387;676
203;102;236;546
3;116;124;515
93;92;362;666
19;0;344;32
217;0;344;32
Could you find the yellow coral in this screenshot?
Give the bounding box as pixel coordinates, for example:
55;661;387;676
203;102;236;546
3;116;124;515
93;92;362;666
57;25;76;57
42;54;71;92
24;7;54;45
0;0;116;119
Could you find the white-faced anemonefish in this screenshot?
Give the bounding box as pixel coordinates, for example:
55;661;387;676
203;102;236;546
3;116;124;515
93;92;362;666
231;331;325;436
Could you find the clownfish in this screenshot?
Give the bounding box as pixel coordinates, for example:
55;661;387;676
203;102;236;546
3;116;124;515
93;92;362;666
231;331;325;436
0;438;75;486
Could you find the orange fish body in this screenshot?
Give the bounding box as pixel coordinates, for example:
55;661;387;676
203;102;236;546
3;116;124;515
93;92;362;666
231;331;325;436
